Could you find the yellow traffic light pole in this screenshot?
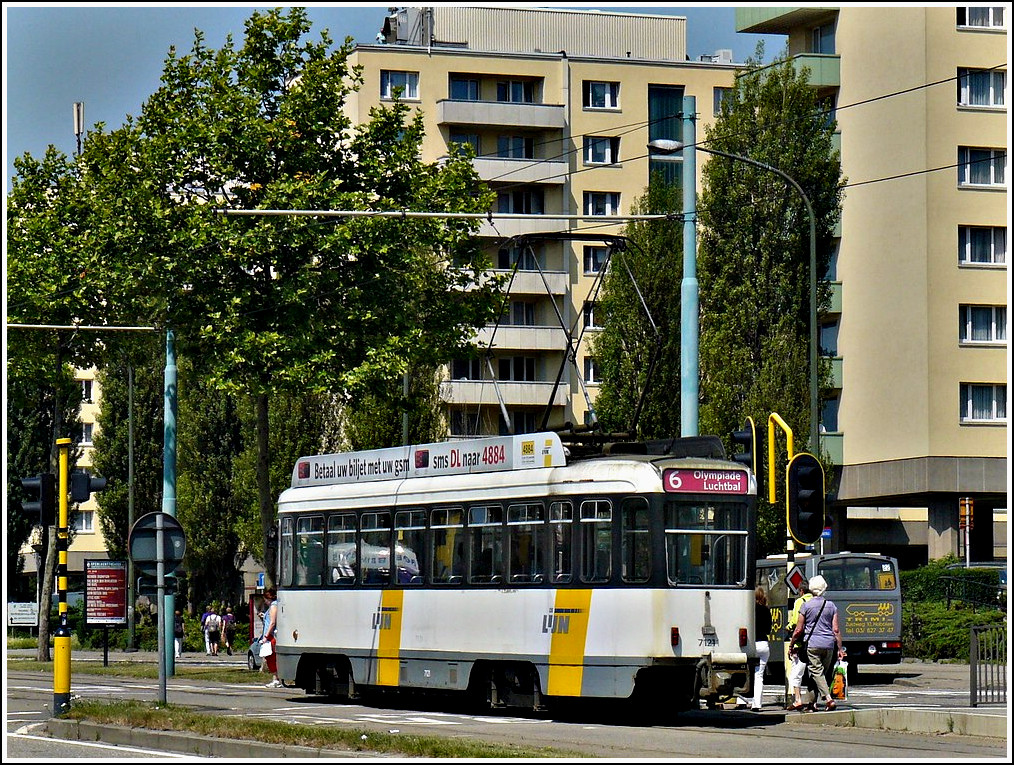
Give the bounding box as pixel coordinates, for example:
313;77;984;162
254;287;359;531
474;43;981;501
53;437;72;716
767;413;795;707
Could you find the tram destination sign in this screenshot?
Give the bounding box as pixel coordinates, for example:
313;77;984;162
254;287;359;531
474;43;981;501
663;468;749;494
292;432;567;487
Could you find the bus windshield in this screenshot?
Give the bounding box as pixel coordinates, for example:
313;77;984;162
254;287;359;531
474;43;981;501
818;556;898;591
664;500;750;586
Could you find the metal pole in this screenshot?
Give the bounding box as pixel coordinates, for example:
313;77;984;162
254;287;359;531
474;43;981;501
52;438;72;716
681;96;699;437
156;512;167;705
162;331;178;677
126;365;136;650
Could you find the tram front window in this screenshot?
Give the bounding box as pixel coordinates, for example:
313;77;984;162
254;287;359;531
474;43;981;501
664;501;749;586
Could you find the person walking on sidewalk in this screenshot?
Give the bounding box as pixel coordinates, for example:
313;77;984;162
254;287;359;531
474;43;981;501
751;586;772;711
173;611;185;659
788;574;844;711
200;605;213;655
204;607;223;657
786;581;814;710
222;607;236;656
262;588;282;688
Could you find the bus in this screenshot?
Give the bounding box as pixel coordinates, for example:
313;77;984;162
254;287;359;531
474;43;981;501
271;431;759;714
756;552;903;679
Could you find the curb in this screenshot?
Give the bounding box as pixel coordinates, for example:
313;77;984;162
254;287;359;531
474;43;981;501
45;718;384;759
785;708;1008;739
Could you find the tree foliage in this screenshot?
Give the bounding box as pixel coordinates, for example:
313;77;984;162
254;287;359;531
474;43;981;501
696;56;844;555
592;180;683;438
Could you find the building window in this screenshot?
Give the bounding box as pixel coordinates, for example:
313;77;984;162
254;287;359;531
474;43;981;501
811;22;835;54
380;70;419;99
584;245;608;274
819;319;840;356
74;510;94;533
451;410;481;437
498;356;537;382
583;136;620;165
958;68;1006;107
80;379;93;403
505;301;536;326
583;81;619;109
959;225;1006;265
501;410;540;435
451;358;483;380
960;383;1006;422
497;135;535;159
498;244;538;270
821;395;840;434
583;301;601;329
498;188;544;214
584;191;620;216
960;305;1007;343
584;355;599;383
449;75;479;100
713;87;733;116
82;423;94;445
449;132;481;155
824;239;840;280
957;6;1006;28
497;79;535;103
958;146;1006;186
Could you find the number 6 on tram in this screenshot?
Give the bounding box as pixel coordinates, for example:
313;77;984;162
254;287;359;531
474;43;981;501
271;432;758;716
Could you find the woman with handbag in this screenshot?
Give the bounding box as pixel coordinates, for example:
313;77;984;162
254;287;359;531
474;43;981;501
787;574;844;711
261;588;283;688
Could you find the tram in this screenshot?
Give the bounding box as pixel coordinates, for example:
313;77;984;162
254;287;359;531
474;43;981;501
271;431;759;713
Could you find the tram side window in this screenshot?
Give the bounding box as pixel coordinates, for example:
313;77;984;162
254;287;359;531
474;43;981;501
395;509;427;585
580;499;612;583
550;501;574;583
665;501;749;586
469;504;504;584
508;503;546;583
327;513;356;585
294;515;325;586
279;517;295;588
621;497;651;583
360;511;392;585
431;506;465;584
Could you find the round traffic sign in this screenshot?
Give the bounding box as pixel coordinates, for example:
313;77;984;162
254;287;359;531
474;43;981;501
128;512;186;577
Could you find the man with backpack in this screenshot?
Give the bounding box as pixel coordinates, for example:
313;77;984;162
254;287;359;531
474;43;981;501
204;606;223;657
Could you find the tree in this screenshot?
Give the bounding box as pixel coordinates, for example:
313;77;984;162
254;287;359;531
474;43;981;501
592;180;683;438
696;56;843;555
68;8;503;585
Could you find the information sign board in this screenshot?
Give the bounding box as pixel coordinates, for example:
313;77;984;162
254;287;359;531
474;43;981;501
85;559;128;626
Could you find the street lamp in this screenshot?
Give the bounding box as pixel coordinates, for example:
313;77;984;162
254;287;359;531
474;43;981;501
648;137;820;452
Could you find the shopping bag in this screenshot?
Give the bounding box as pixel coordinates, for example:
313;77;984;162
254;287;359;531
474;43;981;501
259;640;273;658
831;659;848;700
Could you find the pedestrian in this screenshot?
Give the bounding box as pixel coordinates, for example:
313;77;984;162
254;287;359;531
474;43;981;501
223;607;236;656
262;588;282;688
204;606;222;657
200;605;213;655
787;574;844;711
751;586;772;711
786;581;814;710
173;610;185;659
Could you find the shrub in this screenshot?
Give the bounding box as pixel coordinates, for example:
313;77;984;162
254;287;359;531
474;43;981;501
902;600;1005;661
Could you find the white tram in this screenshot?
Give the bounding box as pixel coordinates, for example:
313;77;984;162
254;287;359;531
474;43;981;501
272;432;759;713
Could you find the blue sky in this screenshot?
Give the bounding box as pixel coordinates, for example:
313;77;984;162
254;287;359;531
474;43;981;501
3;3;785;189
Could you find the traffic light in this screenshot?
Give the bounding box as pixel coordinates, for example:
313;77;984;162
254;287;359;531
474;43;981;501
20;473;56;527
731;417;757;474
786;452;825;545
71;470;107;503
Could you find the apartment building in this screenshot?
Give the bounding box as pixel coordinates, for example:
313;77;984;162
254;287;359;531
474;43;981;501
737;6;1008;565
349;6;739;437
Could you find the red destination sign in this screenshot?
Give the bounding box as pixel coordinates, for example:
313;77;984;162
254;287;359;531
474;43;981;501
85;559;128;626
663;468;749;494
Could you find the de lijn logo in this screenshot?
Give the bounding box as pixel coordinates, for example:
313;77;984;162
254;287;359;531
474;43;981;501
372;606;396;630
542;607;583;634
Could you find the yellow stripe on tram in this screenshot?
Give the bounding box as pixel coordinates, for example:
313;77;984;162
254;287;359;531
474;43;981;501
376;589;404;686
547;589;592;696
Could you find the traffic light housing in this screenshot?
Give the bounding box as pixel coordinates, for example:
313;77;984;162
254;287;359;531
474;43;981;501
731;417;757;474
20;473;56;527
71;470;107;503
786;452;825;545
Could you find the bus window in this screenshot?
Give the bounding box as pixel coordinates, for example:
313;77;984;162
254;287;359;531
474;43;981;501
818;557;897;591
507;503;545;583
294;515;324;586
279;516;295;588
360;511;392;585
394;509;426;585
550;501;573;584
621;497;651;583
431;506;465;584
327;513;356;585
665;501;749;586
580;499;612;583
469;505;504;584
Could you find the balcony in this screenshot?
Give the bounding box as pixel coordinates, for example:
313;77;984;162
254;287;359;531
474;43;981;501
478;215;574;238
497;269;568;296
438;99;566;129
475;325;568;351
744;53;840;92
471;156;567;185
735;7;837;35
441;379;569;408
